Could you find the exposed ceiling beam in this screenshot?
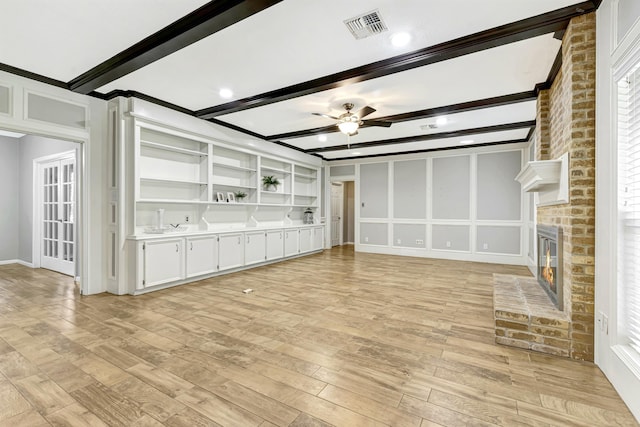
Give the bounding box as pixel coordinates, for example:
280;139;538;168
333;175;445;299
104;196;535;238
264;90;538;141
306;121;536;154
0;62;68;89
68;0;283;94
326;139;529;161
196;2;596;119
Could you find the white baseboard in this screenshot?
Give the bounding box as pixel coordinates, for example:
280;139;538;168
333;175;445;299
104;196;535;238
0;259;34;268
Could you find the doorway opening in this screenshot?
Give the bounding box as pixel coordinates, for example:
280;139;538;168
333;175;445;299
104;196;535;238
0;128;82;284
330;181;355;247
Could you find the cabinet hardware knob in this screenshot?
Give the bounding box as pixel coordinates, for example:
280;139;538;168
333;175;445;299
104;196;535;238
190;242;193;251
176;243;179;252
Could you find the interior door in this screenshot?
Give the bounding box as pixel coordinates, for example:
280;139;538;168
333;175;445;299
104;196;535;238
40;155;75;276
331;182;344;246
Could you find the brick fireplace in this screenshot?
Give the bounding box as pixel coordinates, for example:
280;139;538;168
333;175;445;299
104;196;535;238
494;12;596;361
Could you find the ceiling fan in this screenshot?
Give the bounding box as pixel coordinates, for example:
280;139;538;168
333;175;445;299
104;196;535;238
312;103;392;135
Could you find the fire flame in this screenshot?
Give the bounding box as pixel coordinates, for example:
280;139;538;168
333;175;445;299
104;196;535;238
542;244;554;290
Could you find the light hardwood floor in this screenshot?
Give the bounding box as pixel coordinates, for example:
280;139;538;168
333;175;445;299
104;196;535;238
0;246;637;426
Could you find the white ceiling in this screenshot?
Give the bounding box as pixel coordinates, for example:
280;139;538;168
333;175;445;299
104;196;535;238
0;0;593;159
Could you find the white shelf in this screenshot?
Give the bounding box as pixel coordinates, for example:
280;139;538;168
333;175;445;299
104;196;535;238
211;182;257;189
137;199;210;204
141;177;207;185
294;173;316;179
211;162;257;172
211;202;258;206
260;190;291;195
515;153;569;206
261;166;291;174
141;140;207;157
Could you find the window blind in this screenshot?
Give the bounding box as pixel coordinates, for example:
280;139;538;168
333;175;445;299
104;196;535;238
618;66;640;357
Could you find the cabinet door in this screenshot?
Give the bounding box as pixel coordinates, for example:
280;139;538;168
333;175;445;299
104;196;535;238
186;235;217;278
266;230;284;261
245;231;266;265
219;233;244;271
284;229;299;257
299;228;312;253
143;238;184;288
312;226;324;251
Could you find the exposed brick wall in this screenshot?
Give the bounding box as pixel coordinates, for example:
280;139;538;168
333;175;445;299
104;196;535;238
535;13;596;361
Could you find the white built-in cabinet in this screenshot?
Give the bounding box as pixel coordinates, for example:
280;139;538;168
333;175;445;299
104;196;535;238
218;233;244;271
127;118;324;294
312;226;324;251
284;229;299;257
299;228;312;253
140;238;184;288
266;230;284;260
133;225;321;292
245;231;267;265
186;235;217;278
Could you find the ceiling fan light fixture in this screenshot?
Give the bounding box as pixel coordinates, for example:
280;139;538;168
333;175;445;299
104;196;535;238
338;121;359;135
436;116;448;126
318;135;327;142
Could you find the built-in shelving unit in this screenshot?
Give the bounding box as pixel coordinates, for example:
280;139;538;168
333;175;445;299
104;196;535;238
132;121;321;236
293;164;318;207
138;127;208;203
260;157;292;206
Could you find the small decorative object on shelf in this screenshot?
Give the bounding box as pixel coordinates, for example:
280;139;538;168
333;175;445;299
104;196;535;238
216;192;225;202
262;175;280;192
227;192;235;203
303;207;314;224
234;190;247;201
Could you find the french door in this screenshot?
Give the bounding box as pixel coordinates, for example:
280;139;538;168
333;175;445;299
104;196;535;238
40;154;75;276
331;182;343;246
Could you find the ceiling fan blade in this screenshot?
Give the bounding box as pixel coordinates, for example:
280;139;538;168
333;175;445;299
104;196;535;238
362;119;392;128
355;105;376;119
312;112;339;120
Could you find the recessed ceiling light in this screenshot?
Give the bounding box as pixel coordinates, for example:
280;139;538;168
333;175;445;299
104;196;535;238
318;135;327;142
248;142;256;147
219;88;233;99
351;152;361;155
459;139;474;144
436;116;447;126
391;32;411;47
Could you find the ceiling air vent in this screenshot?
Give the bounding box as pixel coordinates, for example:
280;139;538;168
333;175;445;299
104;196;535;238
344;10;388;40
420;123;439;131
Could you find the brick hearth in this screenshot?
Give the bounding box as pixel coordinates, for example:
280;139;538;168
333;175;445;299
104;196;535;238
494;274;570;357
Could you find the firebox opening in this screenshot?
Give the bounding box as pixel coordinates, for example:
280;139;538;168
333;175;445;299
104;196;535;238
536;225;563;311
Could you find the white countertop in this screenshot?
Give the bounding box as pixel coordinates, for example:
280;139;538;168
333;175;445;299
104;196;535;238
127;223;324;240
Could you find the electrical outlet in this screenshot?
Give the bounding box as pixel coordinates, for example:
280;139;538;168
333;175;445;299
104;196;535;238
416;239;424;245
185;215;190;223
364;237;369;243
446;241;451;248
483;243;489;250
396;239;402;244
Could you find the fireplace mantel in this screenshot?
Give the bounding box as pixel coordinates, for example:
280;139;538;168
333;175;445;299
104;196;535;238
515;153;569;206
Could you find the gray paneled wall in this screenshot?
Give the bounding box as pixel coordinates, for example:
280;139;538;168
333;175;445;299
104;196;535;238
394;159;426;219
354;148;525;261
360;162;388;218
393;224;426;248
360;223;388;245
477;151;522;220
476;226;521;255
432;225;470;251
432;155;470;220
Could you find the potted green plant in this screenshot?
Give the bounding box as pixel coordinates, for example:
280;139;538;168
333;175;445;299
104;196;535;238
234;190;247;201
262;175;280;192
